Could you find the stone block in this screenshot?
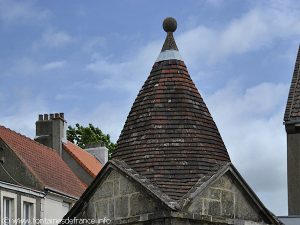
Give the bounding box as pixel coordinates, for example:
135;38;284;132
213;175;233;190
95;200;109;219
152;218;169;225
210;188;221;200
202;198;208;215
221;190;234;218
113;179;120;196
235;191;261;221
106;170;118;181
188;197;203;214
115;196;129;218
130;193;157;216
119;174;139;195
192;214;212;222
200;188;210;198
208;200;221;216
86;203;96;219
95;181;113;198
108;199;114;218
171;218;191;225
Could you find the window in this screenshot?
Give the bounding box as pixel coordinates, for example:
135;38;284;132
1;191;17;225
21;196;36;225
3;197;13;225
23;202;33;225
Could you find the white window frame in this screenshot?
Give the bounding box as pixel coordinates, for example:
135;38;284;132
0;191;17;225
21;196;36;225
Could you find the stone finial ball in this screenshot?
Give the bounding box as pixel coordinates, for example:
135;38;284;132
163;17;177;32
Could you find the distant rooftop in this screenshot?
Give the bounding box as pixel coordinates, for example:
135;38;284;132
0;125;86;198
278;216;300;225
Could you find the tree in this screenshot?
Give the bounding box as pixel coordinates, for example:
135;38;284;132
67;123;116;159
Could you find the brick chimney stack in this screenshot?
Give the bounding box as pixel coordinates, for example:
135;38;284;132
34;113;67;156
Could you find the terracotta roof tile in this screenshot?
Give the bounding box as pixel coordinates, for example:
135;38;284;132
284;46;300;122
0;125;86;198
63;141;102;178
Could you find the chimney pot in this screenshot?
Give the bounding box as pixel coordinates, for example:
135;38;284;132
44;114;49;120
55;113;59;118
59;113;64;119
50;114;54;119
38;114;43;121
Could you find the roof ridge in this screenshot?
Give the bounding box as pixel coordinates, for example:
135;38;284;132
63;141;101;178
0;125;62;154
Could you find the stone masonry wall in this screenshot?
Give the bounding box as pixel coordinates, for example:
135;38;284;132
84;169;162;222
187;173;268;224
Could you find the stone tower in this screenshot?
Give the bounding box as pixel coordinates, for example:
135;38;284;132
63;18;281;225
284;46;300;216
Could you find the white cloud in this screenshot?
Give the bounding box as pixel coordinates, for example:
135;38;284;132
0;90;48;138
0;0;49;23
42;60;65;70
83;37;107;52
178;1;300;64
6;58;66;76
34;29;73;49
86;40;161;95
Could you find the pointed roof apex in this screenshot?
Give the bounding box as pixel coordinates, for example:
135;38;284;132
284;46;300;123
156;17;183;62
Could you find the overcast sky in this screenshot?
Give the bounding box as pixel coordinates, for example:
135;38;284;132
1;0;300;215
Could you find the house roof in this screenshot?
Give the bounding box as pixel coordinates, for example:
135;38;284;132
112;17;230;201
284;46;300;123
63;141;102;178
0;125;86;198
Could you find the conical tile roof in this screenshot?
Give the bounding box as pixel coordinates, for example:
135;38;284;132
113;17;230;200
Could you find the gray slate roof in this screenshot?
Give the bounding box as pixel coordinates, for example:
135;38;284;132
284;46;300;123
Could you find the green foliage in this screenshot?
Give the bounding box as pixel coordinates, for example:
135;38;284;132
67;123;116;159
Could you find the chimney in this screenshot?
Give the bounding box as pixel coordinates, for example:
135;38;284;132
85;143;108;165
34;113;67;157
